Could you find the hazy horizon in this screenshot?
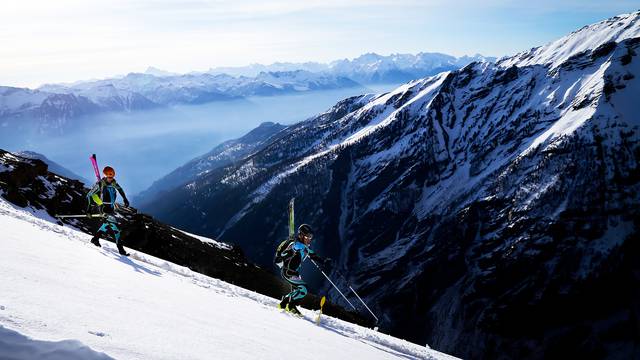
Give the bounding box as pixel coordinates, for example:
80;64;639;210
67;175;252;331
7;50;491;90
2;1;638;88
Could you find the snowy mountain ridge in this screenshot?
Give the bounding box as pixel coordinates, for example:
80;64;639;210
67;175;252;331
0;70;359;134
141;11;640;359
500;10;640;69
206;52;494;80
39;69;359;105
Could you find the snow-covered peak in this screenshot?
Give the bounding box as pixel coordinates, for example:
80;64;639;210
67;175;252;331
0;86;50;111
253;70;358;90
500;10;640;69
144;66;178;77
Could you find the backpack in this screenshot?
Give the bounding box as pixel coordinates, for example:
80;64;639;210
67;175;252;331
274;237;294;268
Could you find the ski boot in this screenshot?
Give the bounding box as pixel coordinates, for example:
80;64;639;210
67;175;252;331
286;304;303;317
117;244;130;256
277;296;289;311
90;236;101;247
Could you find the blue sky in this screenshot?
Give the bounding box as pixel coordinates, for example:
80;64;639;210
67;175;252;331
1;0;639;87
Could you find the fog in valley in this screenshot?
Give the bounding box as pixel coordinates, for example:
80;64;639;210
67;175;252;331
1;84;398;195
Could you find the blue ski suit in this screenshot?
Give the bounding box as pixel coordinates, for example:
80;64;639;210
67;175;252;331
278;240;322;305
87;177;128;243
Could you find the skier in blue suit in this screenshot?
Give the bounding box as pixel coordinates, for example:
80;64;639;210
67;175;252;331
275;224;328;316
86;166;130;256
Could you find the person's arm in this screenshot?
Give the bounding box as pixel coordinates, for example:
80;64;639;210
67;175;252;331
308;248;321;261
308;248;333;268
113;181;130;207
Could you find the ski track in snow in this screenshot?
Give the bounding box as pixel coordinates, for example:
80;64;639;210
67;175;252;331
0;198;457;360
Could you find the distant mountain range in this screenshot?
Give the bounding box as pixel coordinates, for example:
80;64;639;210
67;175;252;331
138;11;640;359
203;52;494;81
38;70;360;105
0;52;492;134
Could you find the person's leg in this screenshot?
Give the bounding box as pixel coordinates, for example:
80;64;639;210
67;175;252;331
279;270;293;309
107;223;128;255
91;222;109;247
112;223;125;254
288;282;308;305
282;274;307;315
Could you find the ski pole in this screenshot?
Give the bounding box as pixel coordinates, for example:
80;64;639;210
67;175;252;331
333;268;379;323
310;259;357;310
347;285;379;323
55;214;105;218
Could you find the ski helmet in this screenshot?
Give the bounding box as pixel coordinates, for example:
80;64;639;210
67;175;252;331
103;166;115;177
298;224;313;239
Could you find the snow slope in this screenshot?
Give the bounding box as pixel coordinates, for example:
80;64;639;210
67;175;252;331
0;198;456;360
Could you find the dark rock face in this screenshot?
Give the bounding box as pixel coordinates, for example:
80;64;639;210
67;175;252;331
0;149;367;326
16;150;91;184
142;13;640;359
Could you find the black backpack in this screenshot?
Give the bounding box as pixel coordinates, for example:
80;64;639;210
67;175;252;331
274;237;293;268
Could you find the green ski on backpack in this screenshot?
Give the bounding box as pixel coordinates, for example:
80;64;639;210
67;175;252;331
275;198;296;269
288;197;295;240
